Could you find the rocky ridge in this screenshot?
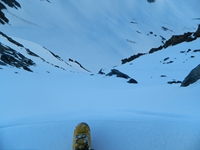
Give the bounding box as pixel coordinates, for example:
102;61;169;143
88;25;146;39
0;31;67;72
122;25;200;64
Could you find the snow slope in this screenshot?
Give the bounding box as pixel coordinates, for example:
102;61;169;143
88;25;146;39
1;0;200;150
1;38;200;150
1;74;200;150
2;0;200;72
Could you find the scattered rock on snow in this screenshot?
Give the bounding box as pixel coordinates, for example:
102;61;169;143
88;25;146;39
193;49;200;53
161;75;167;77
163;57;169;61
106;69;130;79
98;69;105;75
106;69;138;84
167;80;182;84
127;78;138;84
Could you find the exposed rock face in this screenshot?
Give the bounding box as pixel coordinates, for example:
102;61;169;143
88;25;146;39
0;31;36;72
1;0;20;8
0;3;8;24
163;32;194;48
181;64;200;87
149;45;163;54
156;25;200;50
0;43;35;72
0;0;21;24
0;31;23;47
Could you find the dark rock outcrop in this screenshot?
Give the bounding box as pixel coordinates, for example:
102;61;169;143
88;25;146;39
106;69;130;79
68;58;91;72
163;32;194;48
167;80;182;84
147;0;156;3
0;43;35;72
127;78;138;84
121;53;146;64
194;24;200;37
162;25;200;49
98;69;105;75
0;0;21;24
181;64;200;87
193;49;200;53
1;0;21;8
0;3;8;24
0;32;24;47
149;45;163;53
106;69;138;84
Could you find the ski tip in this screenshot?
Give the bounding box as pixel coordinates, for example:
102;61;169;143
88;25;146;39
77;122;89;126
77;122;90;128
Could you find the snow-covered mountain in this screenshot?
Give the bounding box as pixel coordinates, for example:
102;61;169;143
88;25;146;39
1;0;200;72
1;0;200;150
